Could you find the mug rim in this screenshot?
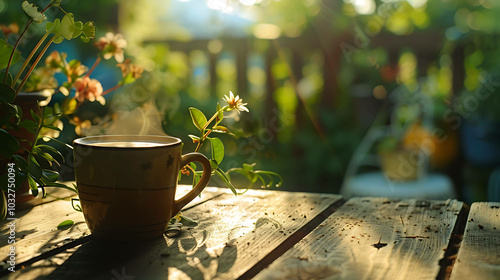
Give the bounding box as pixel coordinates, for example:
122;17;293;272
73;135;182;149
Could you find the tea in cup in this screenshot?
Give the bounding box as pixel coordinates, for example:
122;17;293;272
73;135;211;241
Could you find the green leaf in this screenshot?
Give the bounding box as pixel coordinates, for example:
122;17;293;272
60;13;76;40
227;167;258;184
30;109;41;124
19;119;38;130
22;1;47;22
188;107;208;131
212;125;232;135
189;162;197;171
12;104;22;120
28;156;43;179
0;129;20;159
33;153;51;168
63;98;77;115
215;168;237;196
80;36;90;43
37;144;64;163
256;171;283;187
0;103;19;128
57;219;74;230
46;19;60;34
42;124;62;132
43;106;53;118
82;21;96;39
0;83;16;103
41;136;73;150
51;0;62;7
52;34;64;44
53;102;62;115
0;39;20;71
208;137;224;164
179;215;198;227
209;159;218;169
42;169;59;183
36;152;56;166
0;71;13;86
13;155;29;174
72;21;83;38
215;103;224;125
188;134;200;142
40;182;78;194
27;175;38;197
243;163;255;172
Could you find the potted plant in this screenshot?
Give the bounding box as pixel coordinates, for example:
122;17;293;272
377;133;427;182
0;0;142;217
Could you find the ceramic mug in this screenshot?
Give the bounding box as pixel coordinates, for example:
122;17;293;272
73;135;211;241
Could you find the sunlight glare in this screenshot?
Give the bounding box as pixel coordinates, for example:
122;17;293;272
353;0;376;15
207;0;234;13
253;24;281;39
239;0;257;7
407;0;427;9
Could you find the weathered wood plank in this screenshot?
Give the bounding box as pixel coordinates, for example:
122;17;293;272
3;188;342;280
0;185;224;267
0;199;89;266
449;202;500;280
255;197;464;280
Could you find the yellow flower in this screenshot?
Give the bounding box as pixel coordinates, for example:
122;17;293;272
223;91;249;113
94;32;127;63
73;117;92;136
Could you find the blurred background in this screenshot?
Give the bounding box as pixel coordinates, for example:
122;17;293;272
2;0;500;203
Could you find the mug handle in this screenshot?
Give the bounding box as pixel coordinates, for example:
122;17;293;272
172;152;212;216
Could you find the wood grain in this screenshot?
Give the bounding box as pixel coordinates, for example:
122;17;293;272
2;188;342;280
449;202;500;280
0;185;223;267
255;197;464;280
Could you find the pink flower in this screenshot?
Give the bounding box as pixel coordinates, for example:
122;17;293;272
94;32;127;63
73;76;103;103
116;59;143;84
65;61;88;83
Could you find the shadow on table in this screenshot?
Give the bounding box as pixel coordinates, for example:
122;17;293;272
30;229;237;280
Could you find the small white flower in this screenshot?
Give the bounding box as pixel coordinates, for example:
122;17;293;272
94;32;127;63
223;91;249;113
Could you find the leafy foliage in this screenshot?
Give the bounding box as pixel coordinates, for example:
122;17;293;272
185;93;282;194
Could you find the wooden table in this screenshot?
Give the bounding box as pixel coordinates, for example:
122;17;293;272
1;185;499;280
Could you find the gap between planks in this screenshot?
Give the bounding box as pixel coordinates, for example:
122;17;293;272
436;203;469;280
449;202;500;280
236;198;347;280
254;197;466;280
